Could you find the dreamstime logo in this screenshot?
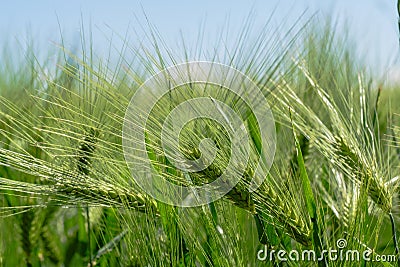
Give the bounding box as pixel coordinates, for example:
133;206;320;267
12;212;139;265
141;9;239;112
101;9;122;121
257;238;398;263
122;61;276;207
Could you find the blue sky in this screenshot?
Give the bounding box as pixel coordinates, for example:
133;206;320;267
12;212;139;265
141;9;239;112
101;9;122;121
0;1;399;81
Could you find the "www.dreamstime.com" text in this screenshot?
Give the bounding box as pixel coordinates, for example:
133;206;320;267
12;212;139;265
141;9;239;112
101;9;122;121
257;239;398;263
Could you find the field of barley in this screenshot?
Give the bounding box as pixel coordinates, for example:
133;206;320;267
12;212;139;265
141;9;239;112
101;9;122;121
0;6;400;267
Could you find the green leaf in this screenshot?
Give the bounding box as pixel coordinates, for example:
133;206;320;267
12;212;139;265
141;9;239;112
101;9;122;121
294;133;316;220
91;230;127;265
247;113;262;155
254;213;280;246
290;112;325;265
289;111;316;220
398;0;400;17
208;201;219;226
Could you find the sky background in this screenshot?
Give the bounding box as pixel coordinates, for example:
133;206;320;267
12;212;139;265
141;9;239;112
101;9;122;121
0;0;399;83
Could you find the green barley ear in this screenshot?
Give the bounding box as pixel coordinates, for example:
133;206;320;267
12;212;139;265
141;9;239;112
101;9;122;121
183;146;255;212
185;145;313;246
39;207;62;265
20;208;35;266
178;105;312;245
316;165;361;230
77;127;99;176
333;136;392;213
225;167;255;212
40;227;61;265
0;147;159;214
300;67;393;214
144;82;313;247
272;62;395;214
253;180;312;247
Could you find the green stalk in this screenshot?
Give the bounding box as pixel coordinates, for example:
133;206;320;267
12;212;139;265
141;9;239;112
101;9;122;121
397;0;400;46
86;206;93;267
291;112;326;266
372;86;381;129
389;212;400;267
77;128;98;266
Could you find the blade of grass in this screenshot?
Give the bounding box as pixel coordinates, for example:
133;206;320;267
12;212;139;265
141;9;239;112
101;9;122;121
290;110;325;265
90;230;127;267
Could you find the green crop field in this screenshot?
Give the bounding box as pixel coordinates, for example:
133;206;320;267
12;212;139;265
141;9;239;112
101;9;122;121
0;9;399;267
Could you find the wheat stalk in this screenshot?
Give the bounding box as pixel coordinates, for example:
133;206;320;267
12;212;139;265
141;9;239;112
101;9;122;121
333;136;391;212
0;146;158;214
271;68;395;214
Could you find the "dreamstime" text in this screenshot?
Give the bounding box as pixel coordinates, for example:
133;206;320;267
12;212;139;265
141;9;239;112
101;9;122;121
257;239;398;263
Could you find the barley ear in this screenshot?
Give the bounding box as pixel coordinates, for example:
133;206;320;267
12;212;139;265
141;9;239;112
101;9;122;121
20;209;34;266
334;137;392;213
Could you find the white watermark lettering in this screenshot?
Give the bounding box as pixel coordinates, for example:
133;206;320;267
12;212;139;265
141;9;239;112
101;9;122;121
123;61;276;207
257;239;398;263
